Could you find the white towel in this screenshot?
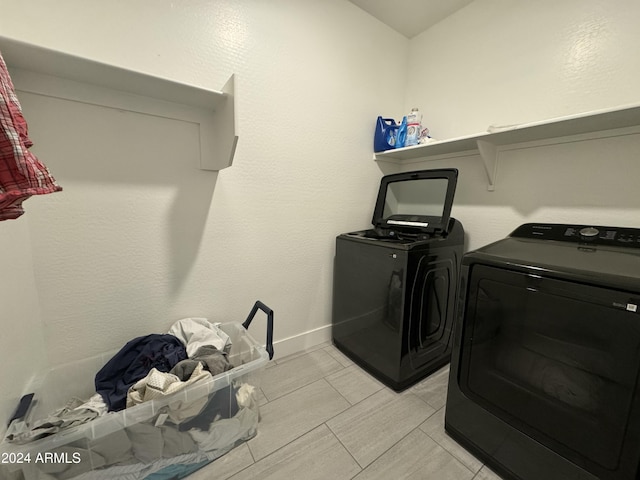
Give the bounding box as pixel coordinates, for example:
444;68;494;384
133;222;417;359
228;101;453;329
168;318;232;357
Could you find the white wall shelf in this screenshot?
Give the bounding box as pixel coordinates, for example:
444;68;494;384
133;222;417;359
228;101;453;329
0;36;237;171
374;103;640;190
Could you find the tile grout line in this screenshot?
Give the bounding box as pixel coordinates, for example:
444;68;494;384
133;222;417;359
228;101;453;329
235;348;489;479
245;377;351;468
322;390;439;472
223;454;253;480
243;421;356;479
344;417;478;479
246;354;384;473
272;342;332;365
261;349;348;403
322;368;388;409
322;369;478;477
259;348;351;426
419;406;486;477
322;420;364;478
255;348;486;478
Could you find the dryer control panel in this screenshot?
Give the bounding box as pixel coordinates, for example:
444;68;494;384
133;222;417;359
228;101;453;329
511;223;640;248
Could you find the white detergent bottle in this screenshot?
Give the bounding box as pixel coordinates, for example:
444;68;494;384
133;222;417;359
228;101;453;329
405;108;422;146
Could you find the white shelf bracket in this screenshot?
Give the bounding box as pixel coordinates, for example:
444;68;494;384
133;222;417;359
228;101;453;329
201;74;237;171
476;139;498;191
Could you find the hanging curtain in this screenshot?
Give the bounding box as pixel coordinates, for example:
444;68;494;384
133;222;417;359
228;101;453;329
0;50;61;221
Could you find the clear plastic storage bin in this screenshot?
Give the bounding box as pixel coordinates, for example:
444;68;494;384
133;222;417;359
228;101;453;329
0;302;274;480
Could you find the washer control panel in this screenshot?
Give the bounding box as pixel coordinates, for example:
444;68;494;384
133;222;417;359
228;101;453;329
511;223;640;248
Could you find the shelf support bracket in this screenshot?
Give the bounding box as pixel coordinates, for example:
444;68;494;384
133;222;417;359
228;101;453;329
201;74;237;171
476;139;498;191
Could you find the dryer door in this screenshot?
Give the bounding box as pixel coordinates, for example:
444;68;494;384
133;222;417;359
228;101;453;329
459;264;640;479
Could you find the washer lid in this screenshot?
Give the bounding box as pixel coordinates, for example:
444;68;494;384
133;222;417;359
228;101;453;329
372;168;458;234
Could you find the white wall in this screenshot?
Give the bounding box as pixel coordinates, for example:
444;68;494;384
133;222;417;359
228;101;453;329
0;0;408;427
0;220;47;430
403;0;640;249
406;0;640;139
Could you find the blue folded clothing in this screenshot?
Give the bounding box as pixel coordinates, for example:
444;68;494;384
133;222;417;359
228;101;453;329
95;334;187;412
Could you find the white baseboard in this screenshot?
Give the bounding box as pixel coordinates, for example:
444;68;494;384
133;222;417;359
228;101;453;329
271;324;332;359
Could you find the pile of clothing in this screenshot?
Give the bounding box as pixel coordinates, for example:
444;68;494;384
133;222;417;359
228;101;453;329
6;319;260;480
96;318;234;415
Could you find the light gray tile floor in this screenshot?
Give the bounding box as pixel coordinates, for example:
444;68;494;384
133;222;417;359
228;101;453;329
190;343;504;480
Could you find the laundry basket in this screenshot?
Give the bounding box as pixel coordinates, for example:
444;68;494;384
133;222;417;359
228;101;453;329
0;301;274;480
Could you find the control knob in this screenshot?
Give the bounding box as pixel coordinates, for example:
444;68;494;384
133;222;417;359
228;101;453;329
579;227;599;241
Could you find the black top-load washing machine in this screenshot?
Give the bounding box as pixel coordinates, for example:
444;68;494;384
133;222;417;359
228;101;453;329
446;223;640;480
332;168;464;391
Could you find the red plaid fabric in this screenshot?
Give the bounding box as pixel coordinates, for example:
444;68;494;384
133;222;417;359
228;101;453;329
0;50;61;220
